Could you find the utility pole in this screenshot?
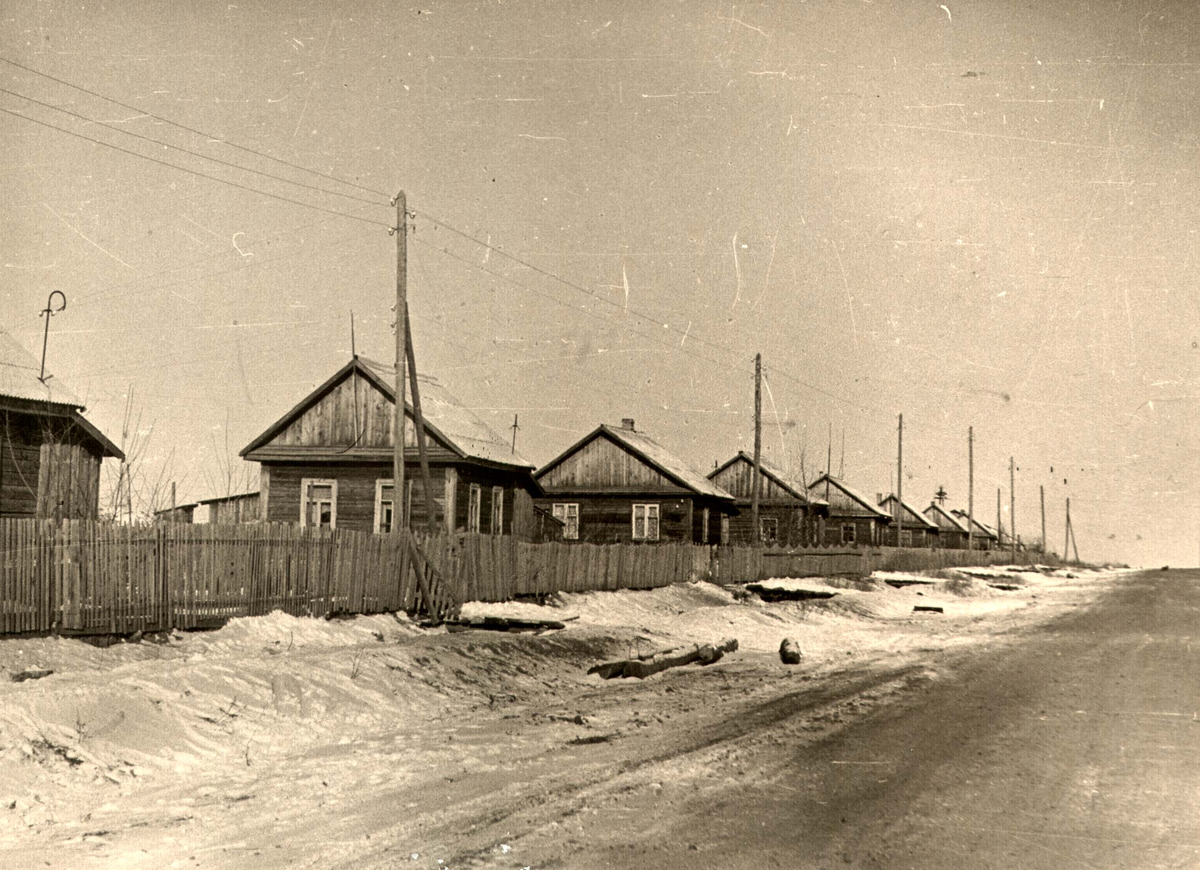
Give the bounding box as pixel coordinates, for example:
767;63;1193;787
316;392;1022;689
1065;497;1073;564
896;413;904;547
510;414;519;454
391;191;407;533
1010;456;1016;559
751;353;762;544
967;426;974;551
825;422;832;502
1040;484;1046;557
996;487;1002;550
405;306;438;535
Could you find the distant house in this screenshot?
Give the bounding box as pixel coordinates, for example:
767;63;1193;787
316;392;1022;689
877;494;940;548
0;328;123;520
534;418;736;544
199;491;260;524
951;510;999;550
707;451;828;546
806;474;891;546
923;502;970;549
240;356;542;537
154;502;197;524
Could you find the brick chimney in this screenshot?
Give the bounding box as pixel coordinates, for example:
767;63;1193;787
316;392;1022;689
621;418;635;431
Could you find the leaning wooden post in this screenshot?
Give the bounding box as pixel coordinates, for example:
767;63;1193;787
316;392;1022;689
405;302;439;535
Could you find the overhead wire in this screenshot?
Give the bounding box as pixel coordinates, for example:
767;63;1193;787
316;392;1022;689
0;55;390;199
0;107;395;229
0;87;387;207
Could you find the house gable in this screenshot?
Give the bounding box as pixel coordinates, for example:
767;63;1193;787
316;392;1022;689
709;453;806;501
537;430;688;494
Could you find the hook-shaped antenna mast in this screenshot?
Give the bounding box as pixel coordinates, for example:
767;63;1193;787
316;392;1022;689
38;290;67;383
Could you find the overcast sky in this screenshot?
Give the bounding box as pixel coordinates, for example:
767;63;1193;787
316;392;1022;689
2;0;1197;566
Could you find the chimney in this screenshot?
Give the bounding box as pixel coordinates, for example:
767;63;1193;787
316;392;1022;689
877;492;884;505
621;418;635;431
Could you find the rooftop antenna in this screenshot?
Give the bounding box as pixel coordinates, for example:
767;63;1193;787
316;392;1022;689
510;413;519;454
350;310;357;358
838;429;845;478
935;485;948;505
38;291;67;383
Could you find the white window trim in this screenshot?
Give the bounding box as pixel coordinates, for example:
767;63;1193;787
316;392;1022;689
720;514;730;546
632;503;660;541
491;486;504;535
468;483;482;533
552;503;579;540
374;479;392;534
300;478;338;529
702;507;710;545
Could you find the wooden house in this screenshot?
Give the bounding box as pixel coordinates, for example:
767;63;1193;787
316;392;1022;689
154;503;197;524
534;419;735;544
198;491;260;524
240;356;541;537
0;328;123;520
706;451;828;546
805;474;891;546
922;502;970;549
877;494;940;547
951;510;999;550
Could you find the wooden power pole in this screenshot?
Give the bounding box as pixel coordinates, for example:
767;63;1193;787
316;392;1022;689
997;487;1002;550
1040;484;1046;557
751;353;762;543
967;426;974;551
1010;456;1016;558
896;413;903;547
392;190;407;533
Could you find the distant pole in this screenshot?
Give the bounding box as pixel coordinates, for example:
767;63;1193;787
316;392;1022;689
996;487;1002;550
896;413;904;547
510;414;519;454
1065;497;1072;564
751;353;762;544
38;291;67;383
171;481;176;512
1010;456;1016;559
825;422;832;501
394;195;408;530
839;429;845;478
1040;484;1046;557
967;426;974;551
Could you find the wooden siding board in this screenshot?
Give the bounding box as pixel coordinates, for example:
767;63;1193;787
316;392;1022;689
538;434;684;493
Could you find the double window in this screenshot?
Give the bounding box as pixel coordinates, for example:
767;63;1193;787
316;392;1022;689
899;530;913;548
632;504;659;541
301;479;337;529
760;517;778;544
841;523;856;545
552;503;579;540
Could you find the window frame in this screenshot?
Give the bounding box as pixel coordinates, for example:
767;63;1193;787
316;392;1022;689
841;522;856;545
300;478;338;529
701;507;710;545
468;483;482;533
552;503;579;540
374;479;393;534
632;503;660;542
490;485;504;535
760;516;778;544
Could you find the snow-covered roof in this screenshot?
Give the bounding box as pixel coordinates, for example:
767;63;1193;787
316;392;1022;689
923;502;970;534
708;451;829;507
878;493;939;530
951;509;999;540
0;327;84;408
807;473;891;519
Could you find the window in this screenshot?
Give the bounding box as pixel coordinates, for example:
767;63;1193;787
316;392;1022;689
468;484;482;532
632;503;660;541
301;479;337;529
899;530;913;548
552;503;579;540
701;507;710;545
760;517;778;544
841;523;856;545
374;479;413;533
491;486;504;535
720;514;730;546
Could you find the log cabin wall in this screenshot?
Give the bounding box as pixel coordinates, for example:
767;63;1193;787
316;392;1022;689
0;410;40;518
533;494;713;544
1;409;102;520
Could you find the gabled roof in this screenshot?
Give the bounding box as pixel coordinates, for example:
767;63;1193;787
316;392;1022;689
536;423;735;501
197;491;260;506
240;356;534;470
951;509;999;540
0;327;124;459
878;493;939;531
807;473;891;519
707;451;828;507
924;501;971;534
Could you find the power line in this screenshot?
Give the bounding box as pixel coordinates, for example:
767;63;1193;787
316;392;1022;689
0;55;389;200
0;87;387;207
0;107;395;230
411;212;885;418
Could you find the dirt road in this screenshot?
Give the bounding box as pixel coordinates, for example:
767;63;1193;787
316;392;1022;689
582;569;1200;869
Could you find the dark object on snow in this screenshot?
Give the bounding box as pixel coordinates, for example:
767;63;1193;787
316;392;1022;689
589;638;738;680
444;615;571;634
1162;565;1170;571
987;583;1020;591
779;638;803;665
128;630;144;644
913;605;944;614
11;668;54;682
746;583;837;602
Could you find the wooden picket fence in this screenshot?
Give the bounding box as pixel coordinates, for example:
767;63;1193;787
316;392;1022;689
0;519;1056;636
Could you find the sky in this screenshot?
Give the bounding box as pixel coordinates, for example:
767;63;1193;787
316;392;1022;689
2;0;1197;567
